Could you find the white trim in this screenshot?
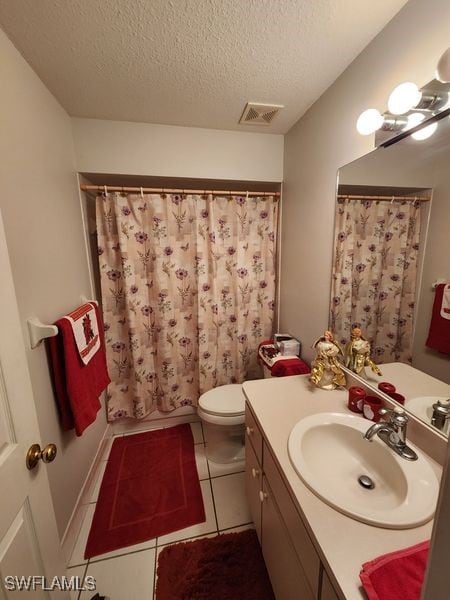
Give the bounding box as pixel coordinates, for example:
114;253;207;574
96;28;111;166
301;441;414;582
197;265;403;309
60;419;112;563
276;183;283;334
111;410;200;435
76;172;96;301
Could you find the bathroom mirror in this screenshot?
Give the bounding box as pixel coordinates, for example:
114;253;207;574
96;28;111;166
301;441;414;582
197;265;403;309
332;115;450;435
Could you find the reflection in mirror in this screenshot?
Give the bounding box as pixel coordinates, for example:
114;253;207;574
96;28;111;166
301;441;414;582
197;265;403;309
331;116;450;435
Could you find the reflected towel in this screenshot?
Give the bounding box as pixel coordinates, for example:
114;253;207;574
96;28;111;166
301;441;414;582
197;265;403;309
360;540;429;600
426;283;450;354
271;358;310;377
441;283;450;320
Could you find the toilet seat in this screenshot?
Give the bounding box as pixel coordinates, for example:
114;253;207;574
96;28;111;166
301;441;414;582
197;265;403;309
198;384;245;417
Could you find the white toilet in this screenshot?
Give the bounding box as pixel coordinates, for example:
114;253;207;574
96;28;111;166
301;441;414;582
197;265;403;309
197;384;246;464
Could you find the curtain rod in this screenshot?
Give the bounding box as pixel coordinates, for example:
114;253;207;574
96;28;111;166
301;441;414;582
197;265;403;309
80;184;280;197
337;194;430;202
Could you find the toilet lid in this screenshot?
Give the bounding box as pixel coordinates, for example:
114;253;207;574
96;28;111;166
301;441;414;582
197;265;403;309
198;384;245;417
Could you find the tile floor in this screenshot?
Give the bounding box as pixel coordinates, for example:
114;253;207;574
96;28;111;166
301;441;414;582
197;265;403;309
67;421;253;600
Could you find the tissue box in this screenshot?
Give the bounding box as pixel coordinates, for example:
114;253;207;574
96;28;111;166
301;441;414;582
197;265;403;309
274;333;293;350
279;339;300;356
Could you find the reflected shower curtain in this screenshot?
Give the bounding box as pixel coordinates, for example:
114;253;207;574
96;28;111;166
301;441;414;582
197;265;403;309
330;198;421;364
96;192;278;421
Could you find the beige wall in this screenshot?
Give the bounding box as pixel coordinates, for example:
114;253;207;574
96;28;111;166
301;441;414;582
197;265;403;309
0;29;107;538
281;0;450;364
71;117;284;182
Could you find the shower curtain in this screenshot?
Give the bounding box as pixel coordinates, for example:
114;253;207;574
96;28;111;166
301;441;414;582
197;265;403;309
96;192;278;421
329;198;421;364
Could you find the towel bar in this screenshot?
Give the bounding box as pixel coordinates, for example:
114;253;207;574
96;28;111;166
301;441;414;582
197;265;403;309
27;297;98;349
432;279;447;289
27;317;58;349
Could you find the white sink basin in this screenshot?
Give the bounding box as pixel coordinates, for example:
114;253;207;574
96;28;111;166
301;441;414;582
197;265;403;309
288;412;439;529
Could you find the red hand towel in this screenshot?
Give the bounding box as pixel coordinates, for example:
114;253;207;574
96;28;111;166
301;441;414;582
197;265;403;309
426;284;450;354
271;358;310;377
49;304;110;436
360;540;429;600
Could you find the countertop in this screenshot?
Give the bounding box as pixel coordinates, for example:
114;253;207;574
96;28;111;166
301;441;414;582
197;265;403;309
243;374;442;600
363;361;450;404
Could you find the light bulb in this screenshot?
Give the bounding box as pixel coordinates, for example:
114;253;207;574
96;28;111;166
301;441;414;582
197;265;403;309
436;48;450;83
388;82;422;115
356;109;384;135
404;112;425;130
412;121;438;141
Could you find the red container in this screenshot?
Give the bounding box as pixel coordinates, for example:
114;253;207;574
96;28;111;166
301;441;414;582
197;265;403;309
348;386;366;413
363;396;384;422
388;392;406;406
378;382;396;395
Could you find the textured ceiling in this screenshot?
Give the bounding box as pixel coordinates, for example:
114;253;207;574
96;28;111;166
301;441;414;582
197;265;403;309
0;0;408;134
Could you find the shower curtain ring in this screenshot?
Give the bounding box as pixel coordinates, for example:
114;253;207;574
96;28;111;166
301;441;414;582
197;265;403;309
140;187;144;198
103;185;108;197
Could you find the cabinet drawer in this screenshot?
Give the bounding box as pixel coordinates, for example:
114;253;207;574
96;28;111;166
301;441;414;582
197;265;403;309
245;437;262;541
245;404;263;465
264;443;320;598
261;477;314;600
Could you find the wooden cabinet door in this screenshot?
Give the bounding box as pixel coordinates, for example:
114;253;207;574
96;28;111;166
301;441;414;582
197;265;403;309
245;435;262;541
321;569;341;600
261;477;315;600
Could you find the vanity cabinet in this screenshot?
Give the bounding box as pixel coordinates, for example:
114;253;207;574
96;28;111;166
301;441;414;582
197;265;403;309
245;404;341;600
321;570;340;600
245;434;262;541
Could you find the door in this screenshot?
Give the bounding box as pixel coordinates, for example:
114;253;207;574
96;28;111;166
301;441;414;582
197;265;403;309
261;477;314;600
0;211;68;598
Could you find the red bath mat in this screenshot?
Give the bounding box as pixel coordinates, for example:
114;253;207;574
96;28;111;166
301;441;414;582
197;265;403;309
84;424;205;559
155;529;275;600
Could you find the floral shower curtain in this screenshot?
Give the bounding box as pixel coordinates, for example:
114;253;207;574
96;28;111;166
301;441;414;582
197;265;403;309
330;198;421;364
96;192;278;421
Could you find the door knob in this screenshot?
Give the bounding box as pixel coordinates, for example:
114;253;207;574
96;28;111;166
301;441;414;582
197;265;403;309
26;443;57;470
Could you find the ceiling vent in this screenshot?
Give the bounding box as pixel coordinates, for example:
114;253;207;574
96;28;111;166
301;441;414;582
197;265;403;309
239;102;284;125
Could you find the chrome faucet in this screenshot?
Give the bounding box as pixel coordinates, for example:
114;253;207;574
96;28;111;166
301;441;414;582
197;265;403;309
364;407;418;461
431;399;450;432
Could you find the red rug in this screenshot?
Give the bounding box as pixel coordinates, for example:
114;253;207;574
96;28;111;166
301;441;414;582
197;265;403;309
84;424;205;559
155;529;275;600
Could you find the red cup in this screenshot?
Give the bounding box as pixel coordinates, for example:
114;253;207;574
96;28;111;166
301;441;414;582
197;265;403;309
363;396;384;422
388;392;405;406
348;386;366;413
378;382;396;395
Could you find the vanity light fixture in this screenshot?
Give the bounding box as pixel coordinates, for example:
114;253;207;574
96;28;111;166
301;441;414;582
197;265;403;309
356;109;407;136
436;47;450;83
411;121;438;141
357;51;450;143
356;109;384;135
388;82;422;115
388;81;449;115
405;112;425;130
404;112;438;140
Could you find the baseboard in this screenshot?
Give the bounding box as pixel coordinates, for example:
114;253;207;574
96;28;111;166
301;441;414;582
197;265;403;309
111;406;199;435
60;422;113;564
